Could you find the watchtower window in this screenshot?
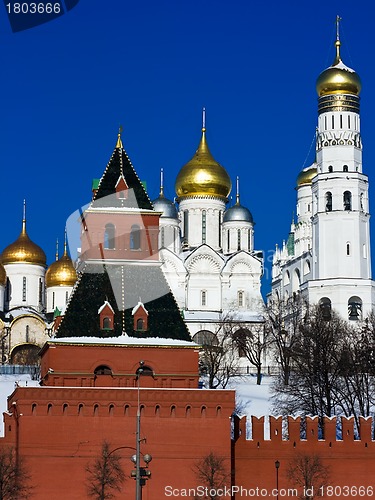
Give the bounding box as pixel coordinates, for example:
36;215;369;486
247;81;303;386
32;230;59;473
136;318;144;330
104;224;115;250
348;296;362;321
130;225;141;250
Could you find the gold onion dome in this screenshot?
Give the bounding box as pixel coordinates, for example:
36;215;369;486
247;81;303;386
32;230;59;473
2;218;46;267
0;264;6;287
297;164;318;187
45;242;77;288
175;127;231;200
316;39;361;97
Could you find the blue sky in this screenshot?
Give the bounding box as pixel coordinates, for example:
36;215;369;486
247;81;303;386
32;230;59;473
0;0;374;295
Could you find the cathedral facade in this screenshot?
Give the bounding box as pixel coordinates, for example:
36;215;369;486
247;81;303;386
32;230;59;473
271;30;375;321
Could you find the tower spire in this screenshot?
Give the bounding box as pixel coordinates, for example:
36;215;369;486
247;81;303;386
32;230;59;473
22;199;26;234
334;15;342;63
55;238;59;261
236;176;240;205
116;125;123;149
63;228;68;256
202;107;206;132
160;168;164;197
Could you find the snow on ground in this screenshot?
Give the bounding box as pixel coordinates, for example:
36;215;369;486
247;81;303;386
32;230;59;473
229;374;274;439
0;375;39;437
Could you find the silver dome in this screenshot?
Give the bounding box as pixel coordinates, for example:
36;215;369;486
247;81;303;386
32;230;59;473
152;194;178;219
223;203;254;224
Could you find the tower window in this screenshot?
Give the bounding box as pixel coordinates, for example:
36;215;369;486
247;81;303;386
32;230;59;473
328;165;333;173
218;211;222;248
340;115;343;129
104;224;115;250
52;292;55;310
343;191;352;211
346;243;350;256
161;227;165;248
237;229;241;251
324;116;327;130
136;318;144;330
227;230;230;252
39;278;43;305
343;165;348;172
238;291;244;307
348;115;351;129
26;325;29;343
130;225;141;250
319;297;332;321
331;115;334;129
22;277;27;302
183;210;189;245
65;291;69;304
360;193;364;212
202;210;206;244
201;290;207;307
348;296;362;321
325;192;332;212
102;317;112;329
248;229;251;251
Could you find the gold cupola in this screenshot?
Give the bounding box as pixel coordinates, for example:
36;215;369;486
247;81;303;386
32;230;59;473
316;19;361;97
296;164;318;187
175;112;231;200
1;202;46;267
45;236;77;288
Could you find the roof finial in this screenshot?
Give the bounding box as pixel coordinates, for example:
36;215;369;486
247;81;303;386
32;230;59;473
22;199;26;234
55;238;59;261
336;14;342;41
63;228;68;256
202;107;206;132
334;15;342;63
236;176;240;205
160;168;164;197
116;125;123;149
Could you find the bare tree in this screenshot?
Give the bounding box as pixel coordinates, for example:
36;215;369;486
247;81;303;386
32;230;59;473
198;314;239;389
0;446;33;499
266;294;306;385
86;441;125;500
287;453;330;500
272;306;346;426
193;451;230;500
232;323;268;385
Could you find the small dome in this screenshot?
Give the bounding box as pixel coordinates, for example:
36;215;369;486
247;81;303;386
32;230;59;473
0;264;6;287
316;40;361;97
2;220;46;267
297;165;317;187
223;203;254;224
45;246;77;288
175;128;231;200
152;194;178;219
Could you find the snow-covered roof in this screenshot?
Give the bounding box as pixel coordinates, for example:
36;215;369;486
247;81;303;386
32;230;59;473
48;335;197;348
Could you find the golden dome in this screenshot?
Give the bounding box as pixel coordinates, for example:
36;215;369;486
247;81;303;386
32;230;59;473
297;164;317;186
45;241;77;288
2;218;46;267
175;127;231;200
316;40;361;97
0;264;6;287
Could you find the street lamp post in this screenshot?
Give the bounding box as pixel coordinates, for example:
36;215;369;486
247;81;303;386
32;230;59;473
275;460;280;500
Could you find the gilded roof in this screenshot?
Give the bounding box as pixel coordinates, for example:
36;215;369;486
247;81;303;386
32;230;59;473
2;219;46;267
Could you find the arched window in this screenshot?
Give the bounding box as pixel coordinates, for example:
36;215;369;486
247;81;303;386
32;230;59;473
130;225;141;250
22;277;27;301
304;260;311;275
201;290;207;307
328;165;333;173
346;243;351;256
343;165;348;172
136;318;144;330
348;296;362;321
227;230;230;252
94;365;112;375
292;269;300;293
104;224;115;249
237;229;241;251
325;192;332;212
319;297;332;320
343;191;352;211
102;317;111;329
238;291;244;307
284;270;290;286
193;330;217;347
360;193;364;212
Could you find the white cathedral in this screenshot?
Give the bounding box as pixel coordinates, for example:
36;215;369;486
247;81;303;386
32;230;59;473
0;24;374;365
